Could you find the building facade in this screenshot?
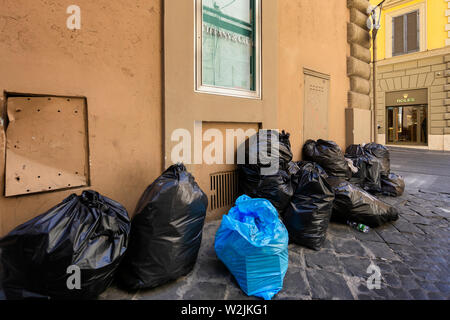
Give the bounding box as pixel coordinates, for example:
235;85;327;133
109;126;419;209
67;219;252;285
371;0;450;150
0;0;371;236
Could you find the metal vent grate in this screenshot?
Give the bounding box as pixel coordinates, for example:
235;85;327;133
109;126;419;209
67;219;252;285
210;171;239;211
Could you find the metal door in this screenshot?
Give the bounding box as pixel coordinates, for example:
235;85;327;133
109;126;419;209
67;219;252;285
303;69;330;142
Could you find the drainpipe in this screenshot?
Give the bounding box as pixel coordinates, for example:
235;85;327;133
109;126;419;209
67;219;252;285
372;28;378;143
369;0;385;144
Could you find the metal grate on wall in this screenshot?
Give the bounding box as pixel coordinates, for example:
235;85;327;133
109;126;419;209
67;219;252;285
210;170;239;212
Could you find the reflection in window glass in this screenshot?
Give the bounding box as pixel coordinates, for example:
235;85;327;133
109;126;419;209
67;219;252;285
387;106;427;145
201;0;256;92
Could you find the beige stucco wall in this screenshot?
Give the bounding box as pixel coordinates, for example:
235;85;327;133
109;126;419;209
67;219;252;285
278;0;350;159
164;0;279;172
0;0;163;236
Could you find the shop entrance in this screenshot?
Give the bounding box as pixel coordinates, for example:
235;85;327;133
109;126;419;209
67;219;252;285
385;89;428;146
387;105;428;145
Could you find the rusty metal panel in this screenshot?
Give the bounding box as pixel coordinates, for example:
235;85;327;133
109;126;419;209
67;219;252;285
5;96;89;197
303;70;330;142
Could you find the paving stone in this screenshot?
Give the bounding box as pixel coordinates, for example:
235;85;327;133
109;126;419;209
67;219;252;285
398;276;420;290
327;223;357;239
415;280;440;292
304;250;341;271
401;214;432;225
415;224;448;238
427;291;446;300
226;286;260;301
377;261;395;274
433;207;450;220
388;287;412;300
376;230;412;246
383;273;401;288
411;269;441;282
391;218;424;234
350;228;386;243
408;289;428;300
288;249;304;267
182;282;227;300
279;267;310;297
194;258;232;284
98;284;138;300
135;277;189;300
391;261;414;277
333;238;368;257
373;287;393;299
338;256;371;277
321;237;335;250
434;282;450;295
357;294;376;300
197;230;219;260
306;268;354;300
361;241;400;261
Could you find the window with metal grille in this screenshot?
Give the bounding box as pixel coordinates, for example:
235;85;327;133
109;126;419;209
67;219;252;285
209;170;239;211
392;11;419;56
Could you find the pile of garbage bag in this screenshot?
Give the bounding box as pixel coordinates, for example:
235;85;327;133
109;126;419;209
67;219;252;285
346;143;405;197
345;146;382;192
327;177;399;228
0;191;131;300
381;173;406;197
118;164;208;290
363;142;391;176
303;139;351;178
238;165;293;214
282;162;335;251
215;195;289;300
243;130;293;170
238;130;294;214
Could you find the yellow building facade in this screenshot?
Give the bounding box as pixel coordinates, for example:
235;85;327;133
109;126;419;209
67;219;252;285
371;0;450;150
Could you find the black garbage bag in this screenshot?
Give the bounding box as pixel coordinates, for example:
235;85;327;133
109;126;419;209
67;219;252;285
363;143;390;175
381;173;405;197
347;154;382;193
282;162;335;251
118;164;208;290
287;161;301;188
303;140;351;178
327;178;399;228
345;144;366;157
238;165;294;215
0;190;131;300
244;130;293;170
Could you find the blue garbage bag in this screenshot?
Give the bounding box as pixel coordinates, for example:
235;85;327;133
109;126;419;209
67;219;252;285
214;195;289;300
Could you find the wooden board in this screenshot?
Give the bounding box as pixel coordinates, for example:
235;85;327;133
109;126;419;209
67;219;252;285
5;96;89;197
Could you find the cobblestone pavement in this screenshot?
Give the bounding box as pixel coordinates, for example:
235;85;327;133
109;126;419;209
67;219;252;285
0;149;449;300
93;188;450;301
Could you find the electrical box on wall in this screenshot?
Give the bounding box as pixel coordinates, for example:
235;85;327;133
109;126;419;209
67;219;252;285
4;95;90;197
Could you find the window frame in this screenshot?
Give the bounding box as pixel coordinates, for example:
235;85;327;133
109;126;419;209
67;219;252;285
194;0;262;99
392;10;420;57
385;1;427;59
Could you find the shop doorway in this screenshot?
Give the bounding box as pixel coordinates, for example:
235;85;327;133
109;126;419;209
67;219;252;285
386;105;428;145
